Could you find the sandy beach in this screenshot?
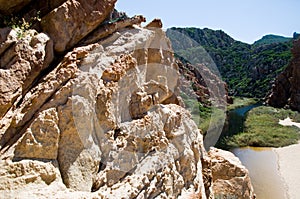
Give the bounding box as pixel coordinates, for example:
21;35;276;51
275;118;300;199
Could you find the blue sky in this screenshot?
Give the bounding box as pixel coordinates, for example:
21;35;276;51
116;0;300;44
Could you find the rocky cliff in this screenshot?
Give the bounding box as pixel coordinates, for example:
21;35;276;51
267;38;300;111
0;0;255;198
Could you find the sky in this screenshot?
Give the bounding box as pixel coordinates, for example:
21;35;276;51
116;0;300;44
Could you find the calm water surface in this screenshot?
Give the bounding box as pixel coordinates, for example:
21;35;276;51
232;147;287;199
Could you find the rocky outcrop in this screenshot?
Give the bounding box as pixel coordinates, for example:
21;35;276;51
41;0;117;53
81;15;146;46
203;148;256;199
0;23;204;197
267;38;300;111
0;28;53;119
145;19;163;29
0;1;255;198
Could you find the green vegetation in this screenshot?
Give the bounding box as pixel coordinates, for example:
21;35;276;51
169;27;298;149
180;92;226;134
219;106;300;149
181;92;212;130
200;108;226;135
1;12;41;38
167;27;293;98
253;34;292;46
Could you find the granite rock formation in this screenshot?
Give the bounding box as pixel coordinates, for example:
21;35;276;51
0;0;255;198
267;38;300;111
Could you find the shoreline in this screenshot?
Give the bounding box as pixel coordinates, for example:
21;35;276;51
276;117;300;199
232;147;286;199
274;142;300;199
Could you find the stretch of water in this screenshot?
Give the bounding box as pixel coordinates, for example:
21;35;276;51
227;104;287;199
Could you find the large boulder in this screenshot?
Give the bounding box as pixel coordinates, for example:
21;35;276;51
41;0;117;53
204;148;256;199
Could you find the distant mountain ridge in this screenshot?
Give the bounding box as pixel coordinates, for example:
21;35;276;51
167;27;293;98
253;34;292;46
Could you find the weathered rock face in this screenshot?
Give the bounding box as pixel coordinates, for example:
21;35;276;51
203;148;256;199
0;28;53;119
41;0;117;53
81;15;146;46
0;1;255;198
267;38;300;111
0;24;201;197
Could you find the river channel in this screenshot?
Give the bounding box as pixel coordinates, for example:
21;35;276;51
226;105;287;199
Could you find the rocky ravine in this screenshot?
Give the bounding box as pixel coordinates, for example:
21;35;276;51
0;0;255;198
267;38;300;112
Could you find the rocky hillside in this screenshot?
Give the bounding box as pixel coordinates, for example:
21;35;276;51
267;38;300;112
166;27;293;98
177;60;231;106
0;0;255;198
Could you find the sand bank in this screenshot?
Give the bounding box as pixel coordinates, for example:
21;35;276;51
276;118;300;199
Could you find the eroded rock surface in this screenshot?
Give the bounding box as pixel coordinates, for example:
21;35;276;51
0;28;53;119
0;1;255;198
0;25;206;198
81;15;146;46
177;60;232;107
204;148;256;199
41;0;117;53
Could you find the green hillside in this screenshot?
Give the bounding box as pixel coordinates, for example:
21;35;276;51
253;34;292;46
166;27;293;98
